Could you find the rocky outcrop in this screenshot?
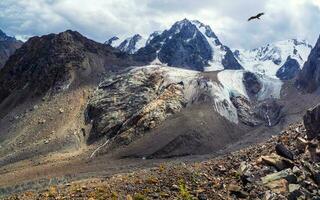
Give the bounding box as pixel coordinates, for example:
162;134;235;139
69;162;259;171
243;71;262;98
230;96;283;127
296;35;320;92
230;95;262;126
303;103;320;139
254;99;283;127
87;67;189;144
0;30;140;104
276;56;300;80
0;29;23;69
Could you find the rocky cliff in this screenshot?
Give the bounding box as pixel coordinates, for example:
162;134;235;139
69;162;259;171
296;35;320;92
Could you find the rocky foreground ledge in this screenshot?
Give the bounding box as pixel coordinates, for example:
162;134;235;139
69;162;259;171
5;105;320;200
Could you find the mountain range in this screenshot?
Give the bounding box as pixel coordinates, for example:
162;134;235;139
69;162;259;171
0;18;320;197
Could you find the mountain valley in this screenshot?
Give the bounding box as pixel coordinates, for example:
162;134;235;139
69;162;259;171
0;18;320;199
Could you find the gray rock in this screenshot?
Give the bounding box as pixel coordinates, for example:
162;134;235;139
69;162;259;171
276;56;300;80
303;104;320;139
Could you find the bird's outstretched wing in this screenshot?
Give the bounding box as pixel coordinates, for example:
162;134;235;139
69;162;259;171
248;16;256;21
248;12;265;21
257;13;264;18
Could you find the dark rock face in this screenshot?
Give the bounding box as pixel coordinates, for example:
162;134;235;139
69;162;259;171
276;56;300;80
254;100;283;127
0;30;140;104
303;104;320;139
134;19;242;71
243;72;262;98
231;96;283;127
296;35;320;92
0;30;23;69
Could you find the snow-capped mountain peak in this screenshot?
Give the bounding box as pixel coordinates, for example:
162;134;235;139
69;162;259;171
106;34;147;54
133;18;242;71
234;39;312;80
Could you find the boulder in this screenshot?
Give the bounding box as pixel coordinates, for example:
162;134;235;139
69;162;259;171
262;169;293;184
275;143;294;160
261;154;294;171
265;179;288;194
303;104;320;139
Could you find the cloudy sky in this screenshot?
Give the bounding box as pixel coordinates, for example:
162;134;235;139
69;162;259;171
0;0;319;49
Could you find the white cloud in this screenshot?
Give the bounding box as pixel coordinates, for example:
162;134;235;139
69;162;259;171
0;0;319;49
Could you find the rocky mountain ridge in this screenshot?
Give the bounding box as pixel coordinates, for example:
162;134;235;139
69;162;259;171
108;19;242;71
0;29;23;69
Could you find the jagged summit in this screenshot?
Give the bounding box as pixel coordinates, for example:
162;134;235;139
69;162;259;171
106;34;147;54
133;18;242;71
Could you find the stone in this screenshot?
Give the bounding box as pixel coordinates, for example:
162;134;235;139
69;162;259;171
228;184;249;198
288;184;300;192
262;169;293;184
261;153;294;171
275;143;294;160
265;179;288;194
303;104;320;139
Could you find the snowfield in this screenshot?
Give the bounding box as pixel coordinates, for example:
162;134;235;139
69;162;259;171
234;39;312;78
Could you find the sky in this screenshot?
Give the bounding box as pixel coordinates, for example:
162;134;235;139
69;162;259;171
0;0;320;49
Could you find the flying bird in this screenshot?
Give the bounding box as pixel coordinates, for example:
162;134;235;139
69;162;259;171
248;13;265;21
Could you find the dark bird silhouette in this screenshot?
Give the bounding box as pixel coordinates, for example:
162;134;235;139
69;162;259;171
248;13;264;21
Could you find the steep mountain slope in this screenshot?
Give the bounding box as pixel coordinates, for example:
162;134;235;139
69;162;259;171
0;29;23;69
234;39;312;80
0;30;142;171
106;34;147;54
133;19;242;71
296;35;320;92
